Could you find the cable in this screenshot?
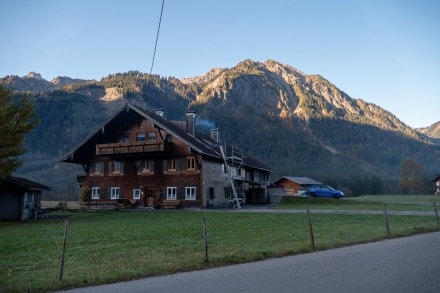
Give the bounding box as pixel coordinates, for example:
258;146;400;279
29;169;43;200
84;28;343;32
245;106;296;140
150;0;165;75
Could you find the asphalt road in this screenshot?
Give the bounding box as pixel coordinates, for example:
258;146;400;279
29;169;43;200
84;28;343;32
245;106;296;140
60;231;440;293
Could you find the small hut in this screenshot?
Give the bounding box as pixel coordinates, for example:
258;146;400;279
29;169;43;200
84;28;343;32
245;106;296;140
0;176;50;220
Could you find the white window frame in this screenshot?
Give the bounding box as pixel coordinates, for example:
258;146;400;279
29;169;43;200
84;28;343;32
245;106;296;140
111;187;120;199
111;161;123;174
133;189;141;200
166;187;177;199
185;187;196;200
91;187;100;199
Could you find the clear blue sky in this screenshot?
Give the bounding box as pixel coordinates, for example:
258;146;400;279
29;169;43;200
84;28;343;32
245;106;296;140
1;0;439;128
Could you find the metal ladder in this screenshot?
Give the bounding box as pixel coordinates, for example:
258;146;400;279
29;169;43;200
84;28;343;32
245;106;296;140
219;144;244;208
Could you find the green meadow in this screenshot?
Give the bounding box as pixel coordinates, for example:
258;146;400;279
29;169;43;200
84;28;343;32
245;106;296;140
1;195;440;292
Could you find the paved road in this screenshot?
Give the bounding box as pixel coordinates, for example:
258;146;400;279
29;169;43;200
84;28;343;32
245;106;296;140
60;231;440;293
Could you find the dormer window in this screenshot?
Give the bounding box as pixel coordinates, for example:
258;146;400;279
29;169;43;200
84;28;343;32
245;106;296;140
148;132;156;141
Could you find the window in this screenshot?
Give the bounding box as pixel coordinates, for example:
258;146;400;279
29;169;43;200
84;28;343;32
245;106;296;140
185;187;196;200
136;160;152;174
110;161;123;174
148;132;156;141
91;187;100;199
167;187;177;199
187;157;195;170
133;189;141;199
92;162;103;174
168;159;176;171
111;187;120;199
142;160;150;172
208;187;215;200
136;133;146;141
121;135;130;143
225;187;232;199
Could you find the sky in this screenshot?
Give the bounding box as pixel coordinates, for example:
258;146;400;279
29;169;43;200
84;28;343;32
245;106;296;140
1;0;439;128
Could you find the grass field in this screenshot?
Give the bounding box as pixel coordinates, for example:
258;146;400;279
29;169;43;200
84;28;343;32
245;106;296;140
278;194;440;211
1;195;440;292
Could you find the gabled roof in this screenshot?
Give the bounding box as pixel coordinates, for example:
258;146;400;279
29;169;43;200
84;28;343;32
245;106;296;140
273;176;322;186
61;103;273;172
1;176;51;191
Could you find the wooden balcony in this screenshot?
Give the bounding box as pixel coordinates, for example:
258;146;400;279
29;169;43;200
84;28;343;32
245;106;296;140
96;140;172;156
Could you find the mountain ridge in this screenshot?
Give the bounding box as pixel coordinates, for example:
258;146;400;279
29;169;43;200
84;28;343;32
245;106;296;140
1;59;439;197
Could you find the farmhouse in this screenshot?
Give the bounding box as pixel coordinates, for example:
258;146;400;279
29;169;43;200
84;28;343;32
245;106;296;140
61;103;273;209
272;176;322;196
0;176;50;220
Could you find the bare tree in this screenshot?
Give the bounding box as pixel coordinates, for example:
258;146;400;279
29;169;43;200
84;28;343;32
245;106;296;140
399;157;423;194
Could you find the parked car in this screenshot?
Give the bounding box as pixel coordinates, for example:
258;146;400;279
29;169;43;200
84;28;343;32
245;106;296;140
307;185;344;199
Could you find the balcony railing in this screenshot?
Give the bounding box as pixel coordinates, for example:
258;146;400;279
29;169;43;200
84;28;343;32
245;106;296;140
96;140;172;155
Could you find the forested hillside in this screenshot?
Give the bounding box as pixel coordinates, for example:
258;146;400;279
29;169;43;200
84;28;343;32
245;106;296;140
2;59;439;198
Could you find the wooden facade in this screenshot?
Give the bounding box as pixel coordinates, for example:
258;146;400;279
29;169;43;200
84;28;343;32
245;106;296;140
62;103;273;208
272;176;322;196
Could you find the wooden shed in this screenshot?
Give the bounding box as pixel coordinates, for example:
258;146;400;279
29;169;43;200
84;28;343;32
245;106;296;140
272;176;322;196
0;176;50;220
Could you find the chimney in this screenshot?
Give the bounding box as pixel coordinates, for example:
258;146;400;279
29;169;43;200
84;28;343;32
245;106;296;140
210;128;222;142
186;111;196;136
155;109;164;117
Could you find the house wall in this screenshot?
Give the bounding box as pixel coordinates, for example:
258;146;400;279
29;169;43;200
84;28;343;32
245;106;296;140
202;160;227;206
86;156;203;208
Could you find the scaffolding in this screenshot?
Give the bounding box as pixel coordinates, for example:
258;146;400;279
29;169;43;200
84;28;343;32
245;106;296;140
219;144;245;208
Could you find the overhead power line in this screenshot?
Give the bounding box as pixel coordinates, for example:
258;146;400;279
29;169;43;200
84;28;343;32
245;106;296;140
150;0;165;75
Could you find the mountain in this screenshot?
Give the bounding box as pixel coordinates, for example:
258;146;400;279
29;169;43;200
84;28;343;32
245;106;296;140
2;72;92;92
417;122;440;143
2;60;439;198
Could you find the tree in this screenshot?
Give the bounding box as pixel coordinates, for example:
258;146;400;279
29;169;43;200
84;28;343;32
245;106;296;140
399;157;423;194
0;85;39;179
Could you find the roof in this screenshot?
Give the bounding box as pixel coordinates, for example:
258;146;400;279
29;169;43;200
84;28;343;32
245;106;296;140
433;174;440;182
61;103;273;172
1;176;51;191
273;176;322;185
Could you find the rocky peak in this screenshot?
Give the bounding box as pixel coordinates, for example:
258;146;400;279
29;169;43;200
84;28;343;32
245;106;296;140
26;72;44;79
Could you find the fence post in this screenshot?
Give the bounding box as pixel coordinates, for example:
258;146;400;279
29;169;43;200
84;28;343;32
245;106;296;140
306;209;315;248
59;219;68;281
434;202;440;226
383;204;391;236
203;217;209;262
